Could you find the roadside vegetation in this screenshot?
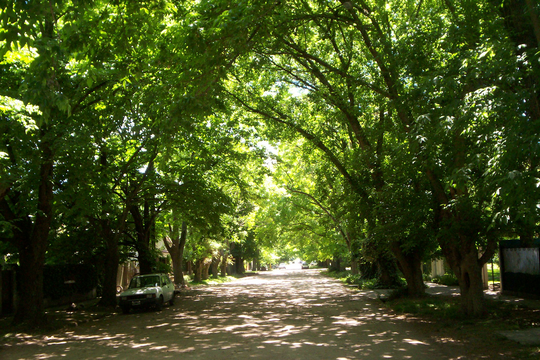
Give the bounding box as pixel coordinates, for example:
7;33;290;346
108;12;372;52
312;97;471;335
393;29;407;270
385;295;540;359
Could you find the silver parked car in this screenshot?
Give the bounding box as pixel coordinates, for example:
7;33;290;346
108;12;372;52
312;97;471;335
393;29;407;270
118;273;175;314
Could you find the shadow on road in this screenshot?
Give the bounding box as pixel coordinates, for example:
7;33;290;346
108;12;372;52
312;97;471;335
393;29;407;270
1;270;457;359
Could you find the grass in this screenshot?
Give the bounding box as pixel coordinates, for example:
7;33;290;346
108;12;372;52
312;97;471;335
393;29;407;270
187;274;241;287
389;296;462;320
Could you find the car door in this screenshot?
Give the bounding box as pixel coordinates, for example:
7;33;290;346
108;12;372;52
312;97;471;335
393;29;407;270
161;275;174;302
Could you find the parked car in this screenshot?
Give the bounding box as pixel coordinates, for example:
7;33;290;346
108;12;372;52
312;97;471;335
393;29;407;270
302;261;309;269
278;263;287;269
118;273;175;314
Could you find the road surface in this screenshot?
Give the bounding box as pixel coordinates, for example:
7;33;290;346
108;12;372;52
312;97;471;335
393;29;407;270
1;269;455;359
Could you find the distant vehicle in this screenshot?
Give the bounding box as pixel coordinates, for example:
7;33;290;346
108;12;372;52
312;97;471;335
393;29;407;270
118;273;175;314
278;263;287;269
302;261;309;269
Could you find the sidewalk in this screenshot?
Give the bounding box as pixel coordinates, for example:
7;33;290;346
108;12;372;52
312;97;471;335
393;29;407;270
366;282;540;310
424;282;540;310
367;282;540;346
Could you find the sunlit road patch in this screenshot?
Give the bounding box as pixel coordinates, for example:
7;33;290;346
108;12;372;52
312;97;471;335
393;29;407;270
1;270;454;359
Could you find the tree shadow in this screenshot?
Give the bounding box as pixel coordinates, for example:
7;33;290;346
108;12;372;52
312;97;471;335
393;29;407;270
1;270;461;359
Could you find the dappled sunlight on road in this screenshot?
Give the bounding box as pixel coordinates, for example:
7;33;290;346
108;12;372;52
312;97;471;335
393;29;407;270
2;269;450;359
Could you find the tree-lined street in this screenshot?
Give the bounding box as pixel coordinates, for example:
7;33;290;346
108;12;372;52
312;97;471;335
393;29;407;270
1;0;539;341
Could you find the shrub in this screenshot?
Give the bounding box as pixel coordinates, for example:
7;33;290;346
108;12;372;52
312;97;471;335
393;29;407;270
432;273;459;286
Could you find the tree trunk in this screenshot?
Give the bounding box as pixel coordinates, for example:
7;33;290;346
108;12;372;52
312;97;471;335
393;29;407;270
202;261;210;280
165;221;187;286
220;250;228;277
13;237;48;326
234;256;245;274
350;259;359;275
211;256;219;278
131;203;154;275
390;241;425;297
193;259;203;282
12;139;54;327
376;255;401;288
442;240;486;316
99;226;120;308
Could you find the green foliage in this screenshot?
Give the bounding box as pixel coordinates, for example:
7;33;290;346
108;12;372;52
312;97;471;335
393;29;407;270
389;297;462;320
431;274;460;287
326;269;405;290
1;0;539;323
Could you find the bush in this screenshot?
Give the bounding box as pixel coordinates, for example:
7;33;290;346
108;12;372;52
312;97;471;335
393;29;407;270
432;273;459;286
344;273;404;290
345;274;363;285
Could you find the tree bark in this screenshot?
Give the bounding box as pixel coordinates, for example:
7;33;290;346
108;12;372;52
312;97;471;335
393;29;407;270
390;241;425;297
131;202;155;275
442;244;486;315
211;256;219;278
234;256;245;274
193;258;203;282
219;250;228;276
11;137;54;326
99;222;120;308
202;261;210;280
164;221;188;286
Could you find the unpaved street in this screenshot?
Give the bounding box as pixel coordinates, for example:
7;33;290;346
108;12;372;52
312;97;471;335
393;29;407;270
2;270;456;359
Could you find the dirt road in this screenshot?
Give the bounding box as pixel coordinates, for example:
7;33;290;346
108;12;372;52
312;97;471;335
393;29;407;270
2;269;457;359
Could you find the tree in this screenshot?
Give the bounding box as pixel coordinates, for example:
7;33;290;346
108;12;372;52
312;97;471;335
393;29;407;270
0;0;176;319
210;0;535;313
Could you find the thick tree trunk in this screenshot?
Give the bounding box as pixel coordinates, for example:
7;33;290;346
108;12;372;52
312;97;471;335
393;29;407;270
100;228;120;308
376;255;401;288
390;241;425;297
13;237;48;326
166;221;187;286
442;242;486;316
219;250;228;277
137;242;153;275
350;259;359;275
168;245;181;283
202;261;210;280
234;256;245;274
131;203;155;275
211;256;219;278
193;259;203;282
12;140;54;327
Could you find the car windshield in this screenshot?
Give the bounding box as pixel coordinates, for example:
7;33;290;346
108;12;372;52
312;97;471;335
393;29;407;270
129;275;160;289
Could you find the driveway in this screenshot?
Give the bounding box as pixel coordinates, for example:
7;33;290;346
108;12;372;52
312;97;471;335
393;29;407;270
2;269;456;359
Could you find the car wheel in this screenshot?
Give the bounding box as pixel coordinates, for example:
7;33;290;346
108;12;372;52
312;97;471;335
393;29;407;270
169;293;175;306
121;306;130;314
156;296;164;311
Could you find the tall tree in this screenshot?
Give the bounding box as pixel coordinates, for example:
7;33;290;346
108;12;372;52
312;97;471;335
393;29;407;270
0;0;175;320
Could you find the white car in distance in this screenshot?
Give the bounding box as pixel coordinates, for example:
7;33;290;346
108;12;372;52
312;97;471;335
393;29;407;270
118;273;175;314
